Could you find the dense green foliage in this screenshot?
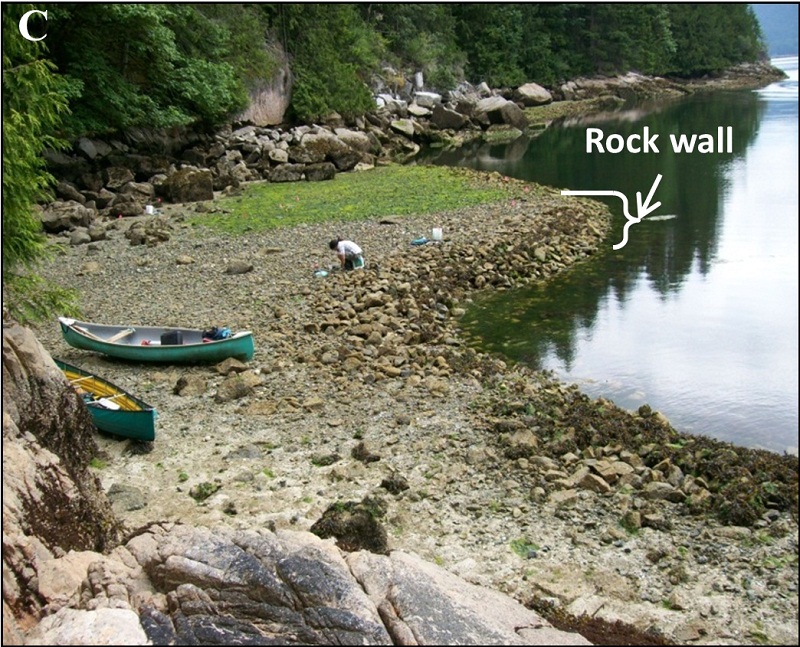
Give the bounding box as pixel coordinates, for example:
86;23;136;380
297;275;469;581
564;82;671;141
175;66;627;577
42;3;271;134
195;166;531;235
3;5;66;270
2;4;79;322
261;4;380;123
10;3;767;136
667;4;765;76
361;3;465;91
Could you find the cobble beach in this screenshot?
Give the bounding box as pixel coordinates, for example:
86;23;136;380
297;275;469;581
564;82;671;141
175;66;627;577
30;172;799;645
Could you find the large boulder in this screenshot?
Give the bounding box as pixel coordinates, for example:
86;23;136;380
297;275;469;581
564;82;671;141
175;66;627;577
55;180;87;204
389;119;416;138
23;522;590;646
269;163;307;183
161;167;214;203
102;166;135;191
334;128;378;153
75;137;113;161
118;180;155;204
413;91;442;109
82;188;116;210
514;82;553;106
305;162;337;182
39;200;96;233
431;104;469;130
291;131;357;168
475;96;529;130
43;149;91;185
500;101;529;130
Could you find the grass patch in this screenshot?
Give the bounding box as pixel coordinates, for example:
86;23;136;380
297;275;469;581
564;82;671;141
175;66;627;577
190;165;524;235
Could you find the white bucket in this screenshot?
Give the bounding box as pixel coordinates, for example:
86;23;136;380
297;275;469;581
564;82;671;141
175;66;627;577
145;204;155;215
432;227;443;241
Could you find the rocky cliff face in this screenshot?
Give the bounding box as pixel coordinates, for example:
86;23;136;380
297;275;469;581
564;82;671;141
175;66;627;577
3;318;588;645
2;317;123;642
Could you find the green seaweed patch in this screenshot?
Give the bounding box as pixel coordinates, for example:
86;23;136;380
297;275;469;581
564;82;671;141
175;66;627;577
510;537;540;558
190;166;526;235
189;481;221;502
310;496;389;554
481;373;799;526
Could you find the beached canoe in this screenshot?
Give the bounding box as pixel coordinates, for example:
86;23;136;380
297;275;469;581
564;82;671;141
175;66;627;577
55;358;157;442
58;317;255;364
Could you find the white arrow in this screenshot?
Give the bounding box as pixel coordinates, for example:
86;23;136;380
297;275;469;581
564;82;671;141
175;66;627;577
561;174;663;250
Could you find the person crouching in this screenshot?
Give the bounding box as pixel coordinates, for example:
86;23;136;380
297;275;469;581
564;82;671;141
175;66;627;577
329;238;364;271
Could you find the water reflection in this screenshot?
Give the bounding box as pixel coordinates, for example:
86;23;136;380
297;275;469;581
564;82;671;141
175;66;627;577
423;90;764;294
418;68;797;453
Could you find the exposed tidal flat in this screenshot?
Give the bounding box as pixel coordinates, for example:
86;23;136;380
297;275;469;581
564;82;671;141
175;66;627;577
32;167;798;645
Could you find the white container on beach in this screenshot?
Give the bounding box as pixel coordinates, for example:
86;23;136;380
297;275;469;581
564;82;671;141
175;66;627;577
145;204;155;215
432;227;443;241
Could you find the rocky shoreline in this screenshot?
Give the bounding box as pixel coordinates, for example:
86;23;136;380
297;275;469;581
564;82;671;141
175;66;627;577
28;166;798;645
37;59;788;245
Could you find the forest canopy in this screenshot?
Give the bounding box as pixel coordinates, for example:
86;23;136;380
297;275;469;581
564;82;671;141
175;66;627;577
3;3;766;136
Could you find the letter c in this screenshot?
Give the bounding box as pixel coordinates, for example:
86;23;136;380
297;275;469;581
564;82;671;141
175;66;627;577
19;9;48;42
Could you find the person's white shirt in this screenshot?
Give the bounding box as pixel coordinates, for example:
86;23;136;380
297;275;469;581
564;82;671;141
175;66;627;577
337;240;362;257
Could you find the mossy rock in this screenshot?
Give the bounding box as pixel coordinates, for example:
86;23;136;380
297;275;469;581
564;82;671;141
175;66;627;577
310;496;389;554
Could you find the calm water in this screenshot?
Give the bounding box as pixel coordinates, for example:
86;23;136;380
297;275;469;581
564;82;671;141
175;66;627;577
423;57;798;454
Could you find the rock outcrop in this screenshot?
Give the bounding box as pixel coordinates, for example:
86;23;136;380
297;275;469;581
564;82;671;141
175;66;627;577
2;318;123;643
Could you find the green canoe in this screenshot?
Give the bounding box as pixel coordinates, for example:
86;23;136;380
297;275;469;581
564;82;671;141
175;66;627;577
58;317;255;364
55;358;157;442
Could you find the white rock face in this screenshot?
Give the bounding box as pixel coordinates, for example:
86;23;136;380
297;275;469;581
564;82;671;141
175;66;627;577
515;82;553;106
25;608;149;646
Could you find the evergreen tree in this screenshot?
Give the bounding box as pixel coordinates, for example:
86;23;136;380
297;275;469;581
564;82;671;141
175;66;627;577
2;4;79;322
517;4;585;85
361;3;465;91
262;4;379;122
577;4;675;75
453;4;527;87
43;3;267;135
667;4;764;75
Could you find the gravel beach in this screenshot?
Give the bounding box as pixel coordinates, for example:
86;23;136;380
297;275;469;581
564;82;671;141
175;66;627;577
29;174;798;646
